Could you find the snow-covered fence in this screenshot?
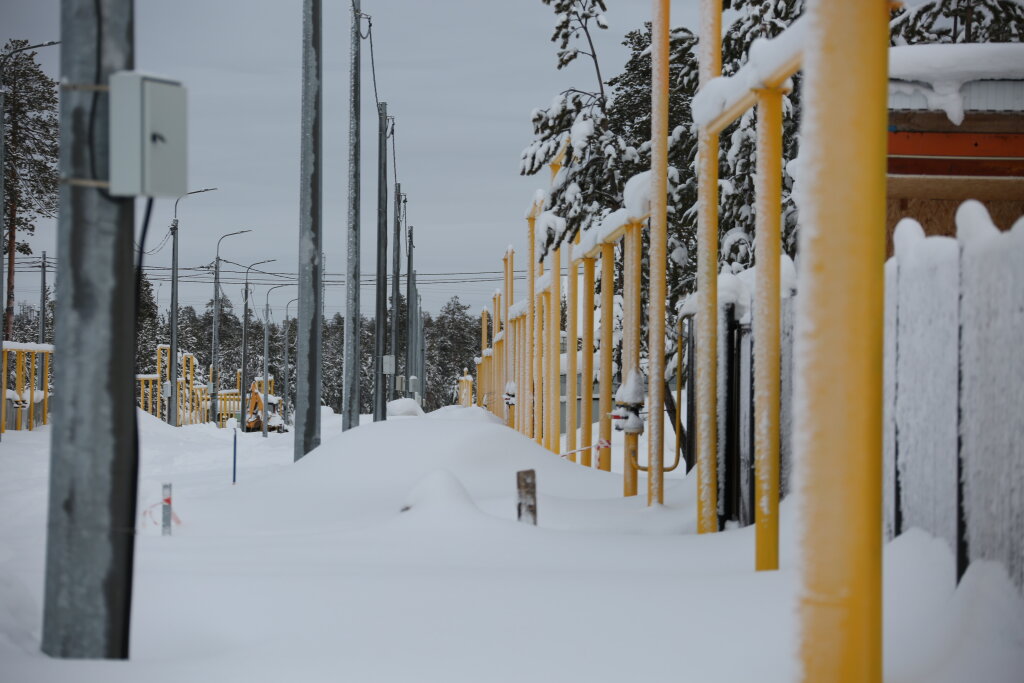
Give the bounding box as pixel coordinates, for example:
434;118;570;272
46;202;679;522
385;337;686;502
883;204;1024;589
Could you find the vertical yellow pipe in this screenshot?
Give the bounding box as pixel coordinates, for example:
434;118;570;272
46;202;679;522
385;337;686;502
549;245;562;454
1;350;6;433
675;318;684;466
15;351;25;429
623;225;642;497
43;351;50;425
534;258;545;444
566;242;578;462
493;291;501;416
580;257;596;466
506;250;514;427
799;1;888;680
696;0;722;533
598;243;614;471
481;308;489;410
28;353;36;431
754;88;783;571
648;0;670;505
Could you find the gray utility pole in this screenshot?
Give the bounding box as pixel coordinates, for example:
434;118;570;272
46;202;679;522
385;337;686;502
263;284;290;437
168;188;217;426
373;103;388;422
38;252;46;391
211;229;250;424
284;297;298;425
38;251;46;342
295;0;324;459
0;39;58;443
241;259;274;431
42;1;133;658
342;0;361;431
405;225;415;395
390;187;402;400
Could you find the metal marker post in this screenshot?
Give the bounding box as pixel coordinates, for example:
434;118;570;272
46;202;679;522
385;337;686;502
161;484;172;537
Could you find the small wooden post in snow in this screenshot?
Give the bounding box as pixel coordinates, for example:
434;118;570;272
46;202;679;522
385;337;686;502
517;469;537;525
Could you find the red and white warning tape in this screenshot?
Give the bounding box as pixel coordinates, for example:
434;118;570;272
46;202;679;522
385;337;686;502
141;498;183;527
559;439;612;458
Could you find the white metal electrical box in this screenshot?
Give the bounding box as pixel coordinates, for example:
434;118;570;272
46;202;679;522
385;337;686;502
382;355;395;375
109;71;187;197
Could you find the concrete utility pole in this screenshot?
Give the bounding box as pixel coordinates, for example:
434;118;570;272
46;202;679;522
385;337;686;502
373;103;388;422
38;252;46;342
295;0;323;458
168;188;216;426
211;229;250;423
42;1;135;658
390;188;403;399
263;284;290;437
284;297;298;425
241;259;274;431
343;0;362;431
405;225;414;395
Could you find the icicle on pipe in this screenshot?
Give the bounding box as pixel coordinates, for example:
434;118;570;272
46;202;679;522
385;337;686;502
796;1;888;680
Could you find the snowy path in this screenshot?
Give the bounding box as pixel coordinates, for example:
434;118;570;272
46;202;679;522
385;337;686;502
1;407;1022;682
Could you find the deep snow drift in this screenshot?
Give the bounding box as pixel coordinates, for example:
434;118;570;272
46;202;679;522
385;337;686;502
0;408;1021;682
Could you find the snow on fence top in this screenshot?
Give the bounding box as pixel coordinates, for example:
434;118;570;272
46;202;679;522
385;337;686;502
889;43;1024;125
577;171;653;257
692;17;806;129
508;299;528;319
2;341;55;353
679;254;797;320
524;189;546;219
535;271;552;294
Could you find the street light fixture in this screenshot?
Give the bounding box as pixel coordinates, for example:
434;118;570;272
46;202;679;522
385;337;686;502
0;40;58;443
240;258;275;430
168;187;217;426
262;284;293;437
211;228;251;424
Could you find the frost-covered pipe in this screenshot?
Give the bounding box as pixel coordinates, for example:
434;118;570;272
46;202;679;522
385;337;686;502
796;1;888;678
647;0;670;506
695;0;722;534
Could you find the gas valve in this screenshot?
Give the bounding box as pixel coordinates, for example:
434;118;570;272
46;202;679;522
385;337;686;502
611;402;645;434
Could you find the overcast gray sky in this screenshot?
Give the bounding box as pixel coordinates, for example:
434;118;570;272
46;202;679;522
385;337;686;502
4;0;698;323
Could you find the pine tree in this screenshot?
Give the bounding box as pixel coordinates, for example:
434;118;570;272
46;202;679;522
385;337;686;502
890;0;1024;44
422;296;478;411
2;40;58;340
136;273;160;374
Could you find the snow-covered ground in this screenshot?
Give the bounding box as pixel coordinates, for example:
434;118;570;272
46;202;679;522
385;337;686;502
1;407;1022;682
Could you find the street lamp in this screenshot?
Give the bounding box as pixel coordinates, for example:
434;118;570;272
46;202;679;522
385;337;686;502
240;258;275;430
283;297;298;426
0;40;58;443
262;284;292;437
168;187;217;426
211;229;251;424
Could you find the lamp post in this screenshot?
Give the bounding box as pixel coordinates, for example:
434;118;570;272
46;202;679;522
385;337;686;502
167;187;217;426
211;229;251;424
284;297;298;426
240;258;275;430
263;284;291;437
0;41;58;442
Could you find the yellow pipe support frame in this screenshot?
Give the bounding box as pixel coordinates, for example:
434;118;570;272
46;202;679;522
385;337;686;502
549;245;562;454
580;256;595;467
534;259;545;445
623;223;642;497
597;243;614;471
754;87;783;571
647;0;670;505
799;1;887;680
566;239;578;462
696;0;722;533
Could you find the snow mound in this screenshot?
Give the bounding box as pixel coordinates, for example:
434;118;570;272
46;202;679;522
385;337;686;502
427;406;504;423
387;398;424;417
401;470;480;519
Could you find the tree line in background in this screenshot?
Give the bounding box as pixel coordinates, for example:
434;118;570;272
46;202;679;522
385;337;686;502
524;0;1023;388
